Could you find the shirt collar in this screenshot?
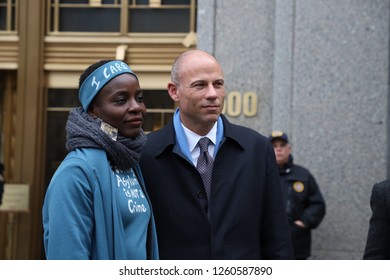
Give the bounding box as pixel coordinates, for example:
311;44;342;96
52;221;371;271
182;122;217;153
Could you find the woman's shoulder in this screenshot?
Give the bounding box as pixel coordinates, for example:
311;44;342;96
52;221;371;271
66;148;106;160
55;148;110;178
48;148;111;193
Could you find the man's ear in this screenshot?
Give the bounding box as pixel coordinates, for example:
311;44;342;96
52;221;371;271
167;82;179;102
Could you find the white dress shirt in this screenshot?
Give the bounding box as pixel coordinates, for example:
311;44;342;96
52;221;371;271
181;122;217;166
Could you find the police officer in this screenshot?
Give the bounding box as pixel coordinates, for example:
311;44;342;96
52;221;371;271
269;131;326;260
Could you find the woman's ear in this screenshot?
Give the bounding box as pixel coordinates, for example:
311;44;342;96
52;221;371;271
87;104;98;118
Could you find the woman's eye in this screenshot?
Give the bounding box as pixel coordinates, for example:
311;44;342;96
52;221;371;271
136;94;144;103
115;97;127;104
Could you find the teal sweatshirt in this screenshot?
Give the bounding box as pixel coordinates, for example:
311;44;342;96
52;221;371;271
42;148;159;260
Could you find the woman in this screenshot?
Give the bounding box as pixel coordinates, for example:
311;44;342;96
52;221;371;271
363;179;390;259
42;60;158;260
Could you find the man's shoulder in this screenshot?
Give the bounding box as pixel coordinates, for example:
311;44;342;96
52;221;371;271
222;115;269;143
142;122;176;159
372;180;390;195
145;121;174;141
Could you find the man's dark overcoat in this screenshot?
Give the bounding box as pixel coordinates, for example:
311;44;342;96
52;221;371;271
363;180;390;259
140;115;293;259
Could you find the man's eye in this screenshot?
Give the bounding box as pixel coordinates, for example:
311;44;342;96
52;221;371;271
214;81;224;88
194;83;206;89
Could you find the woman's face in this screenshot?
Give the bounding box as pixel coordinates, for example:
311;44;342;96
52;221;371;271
89;73;146;139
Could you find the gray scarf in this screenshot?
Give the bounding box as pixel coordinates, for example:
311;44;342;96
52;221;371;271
65;107;146;171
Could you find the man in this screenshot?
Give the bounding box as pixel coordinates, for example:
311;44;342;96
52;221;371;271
140;50;293;260
363;179;390;259
269;131;326;260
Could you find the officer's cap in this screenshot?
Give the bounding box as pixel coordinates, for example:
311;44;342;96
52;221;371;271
269;131;289;143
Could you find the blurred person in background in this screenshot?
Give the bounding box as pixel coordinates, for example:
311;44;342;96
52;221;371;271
269;131;326;260
363;179;390;259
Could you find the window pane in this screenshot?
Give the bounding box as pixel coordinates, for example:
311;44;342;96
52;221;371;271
162;0;191;4
59;8;120;32
49;0;196;34
58;0;119;3
129;9;190;32
0;8;6;30
45;111;69;187
135;0;191;4
143;90;175;131
58;0;89;4
0;0;16;32
48;89;80;108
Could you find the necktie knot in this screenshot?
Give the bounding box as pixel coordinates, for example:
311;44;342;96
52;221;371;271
198;137;210;153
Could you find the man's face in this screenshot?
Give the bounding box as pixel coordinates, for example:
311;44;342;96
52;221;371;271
272;139;291;166
168;51;225;135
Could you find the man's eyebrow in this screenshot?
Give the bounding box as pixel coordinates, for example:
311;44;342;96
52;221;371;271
188;78;224;86
187;79;206;87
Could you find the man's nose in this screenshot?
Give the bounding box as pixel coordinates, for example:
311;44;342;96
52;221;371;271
206;84;218;98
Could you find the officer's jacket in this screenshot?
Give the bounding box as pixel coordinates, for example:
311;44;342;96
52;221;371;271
279;157;326;229
279;157;326;259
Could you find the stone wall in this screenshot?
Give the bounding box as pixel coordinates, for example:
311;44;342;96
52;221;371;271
197;0;389;259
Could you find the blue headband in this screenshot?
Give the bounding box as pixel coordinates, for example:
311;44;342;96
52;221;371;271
79;60;138;111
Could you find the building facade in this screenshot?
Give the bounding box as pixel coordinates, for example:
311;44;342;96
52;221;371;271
197;0;389;259
0;0;388;260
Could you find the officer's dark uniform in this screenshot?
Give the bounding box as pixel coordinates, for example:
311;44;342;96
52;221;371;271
270;132;326;260
279;157;325;259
